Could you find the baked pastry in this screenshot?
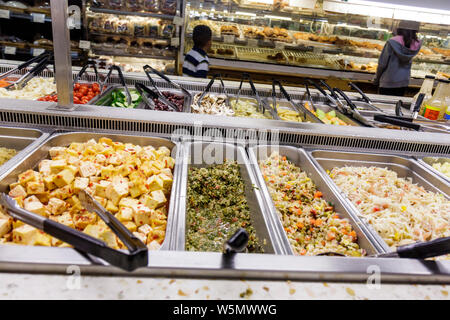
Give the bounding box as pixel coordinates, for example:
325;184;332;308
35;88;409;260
221;25;240;37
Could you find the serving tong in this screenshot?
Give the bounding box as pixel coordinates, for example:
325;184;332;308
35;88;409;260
4;52;53;90
348;82;383;113
196;73;232;108
317;236;450;259
143;64;191;100
0;191;148;272
332;88;375;127
101;65;132;105
134;82;180;112
74;60;100;86
141;65;185;112
374;95;449;133
264;80;306;121
306;79;348;115
234;73;265;115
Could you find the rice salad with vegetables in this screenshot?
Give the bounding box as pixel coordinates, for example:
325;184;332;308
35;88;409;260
330;166;450;254
259;152;365;257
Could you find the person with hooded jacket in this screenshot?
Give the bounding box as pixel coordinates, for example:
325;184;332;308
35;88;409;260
374;21;422;97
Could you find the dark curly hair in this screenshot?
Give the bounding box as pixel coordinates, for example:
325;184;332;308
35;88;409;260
193;25;212;48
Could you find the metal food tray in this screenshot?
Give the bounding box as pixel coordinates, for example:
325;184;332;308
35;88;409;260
94;86;191;113
298;103;362;127
230;97;273;120
415;157;450;184
249;145;382;256
308;150;450;253
173;141;284;254
0;131;182;251
0;126;49;174
273;100;321;124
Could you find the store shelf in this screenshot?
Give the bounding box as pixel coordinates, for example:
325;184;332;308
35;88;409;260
90;49;176;60
89;32;171;42
0;8;51;23
89;7;176;20
1;45;80;59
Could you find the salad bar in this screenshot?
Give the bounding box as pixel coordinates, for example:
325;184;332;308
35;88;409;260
0;60;448;284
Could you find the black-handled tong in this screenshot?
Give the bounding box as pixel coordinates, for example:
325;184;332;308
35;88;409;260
318;237;450;259
374;114;421;131
143;64;191;99
0;51;51;82
0;191;148;271
333;88;375;127
308;79;347;114
411;93;425;120
223;228;249;254
269;79;303;120
235;73;264;113
319;79;339;100
135;82;180;112
349;82;371;103
101;65;132;105
5;53;53;90
348;82;383;113
74;60;100;85
197;73;231;107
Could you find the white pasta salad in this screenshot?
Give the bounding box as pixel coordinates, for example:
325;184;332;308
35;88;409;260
0;77;56;100
330;166;450;257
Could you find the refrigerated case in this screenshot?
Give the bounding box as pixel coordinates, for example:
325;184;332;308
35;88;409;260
183;0;450;84
84;0;183;74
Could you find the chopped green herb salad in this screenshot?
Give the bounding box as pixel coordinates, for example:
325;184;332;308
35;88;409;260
186;161;263;253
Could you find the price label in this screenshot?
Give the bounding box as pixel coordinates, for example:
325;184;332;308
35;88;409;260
4;46;16;55
33;48;45;56
79;40;91;50
170;37;180;47
248;39;258;47
0;9;10;19
173;15;183;26
32;13;46;23
275;41;286;50
223;35;235;44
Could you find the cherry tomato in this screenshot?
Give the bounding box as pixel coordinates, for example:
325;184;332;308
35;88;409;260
74;83;81;90
92;83;100;92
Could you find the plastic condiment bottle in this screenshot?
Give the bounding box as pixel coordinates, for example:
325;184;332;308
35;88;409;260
412;75;435;113
445;106;450;120
422;79;448;121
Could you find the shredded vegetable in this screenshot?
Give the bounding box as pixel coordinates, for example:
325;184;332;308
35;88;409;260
330;166;450;255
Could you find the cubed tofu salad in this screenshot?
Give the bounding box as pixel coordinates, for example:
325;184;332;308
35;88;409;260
0;137;176;250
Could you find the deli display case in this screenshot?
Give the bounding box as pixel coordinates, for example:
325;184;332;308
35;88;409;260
183;0;450;86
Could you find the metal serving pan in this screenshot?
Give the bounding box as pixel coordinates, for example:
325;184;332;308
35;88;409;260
173;141;284;254
308;150;450;253
0;131;182;251
248;145;382;256
300;103;362;127
94;86;192;113
273;100;321;124
415;157;450;184
93;86;146;109
0;126;48;174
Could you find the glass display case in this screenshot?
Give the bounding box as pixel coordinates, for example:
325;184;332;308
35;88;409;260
85;0;182;74
183;0;450;80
